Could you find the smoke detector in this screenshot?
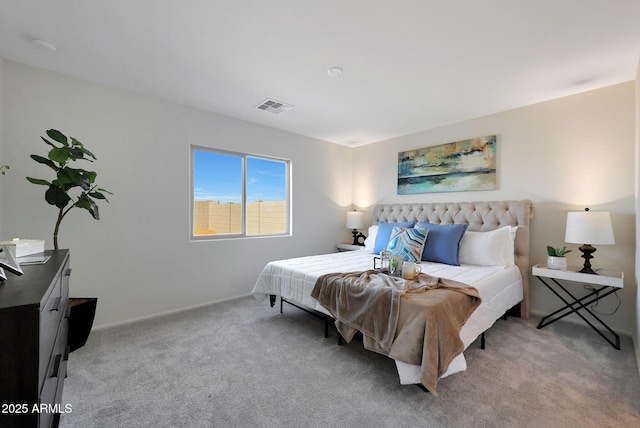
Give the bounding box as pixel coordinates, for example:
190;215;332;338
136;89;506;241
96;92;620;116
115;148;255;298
255;99;294;115
327;67;343;77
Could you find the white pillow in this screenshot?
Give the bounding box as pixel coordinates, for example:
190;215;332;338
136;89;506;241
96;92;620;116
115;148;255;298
459;226;513;267
364;225;378;252
504;226;517;266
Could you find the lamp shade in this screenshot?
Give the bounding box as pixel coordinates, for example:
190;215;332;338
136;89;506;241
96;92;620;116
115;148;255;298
565;211;615;245
346;211;365;230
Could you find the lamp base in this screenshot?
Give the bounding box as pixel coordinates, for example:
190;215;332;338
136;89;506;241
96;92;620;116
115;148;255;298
578;244;598;274
351;229;366;246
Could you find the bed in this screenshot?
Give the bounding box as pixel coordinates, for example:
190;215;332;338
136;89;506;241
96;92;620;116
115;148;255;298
252;200;535;394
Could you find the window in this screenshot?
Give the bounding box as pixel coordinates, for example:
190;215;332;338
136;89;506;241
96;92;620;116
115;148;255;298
191;146;290;239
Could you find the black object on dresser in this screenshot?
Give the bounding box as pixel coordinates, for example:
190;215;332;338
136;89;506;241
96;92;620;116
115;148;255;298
0;250;71;428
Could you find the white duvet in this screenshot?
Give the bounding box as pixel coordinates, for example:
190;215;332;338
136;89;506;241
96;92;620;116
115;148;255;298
251;249;523;384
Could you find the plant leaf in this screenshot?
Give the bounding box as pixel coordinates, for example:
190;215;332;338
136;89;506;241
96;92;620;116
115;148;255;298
48;147;70;164
84;170;97;183
71;138;96;159
40;136;58;148
45;185;71;209
26;177;51;186
47;129;68;146
75;193;100;219
97;187;114;195
56;169;79;187
30;154;57;170
88;191;109;201
67;147;85;160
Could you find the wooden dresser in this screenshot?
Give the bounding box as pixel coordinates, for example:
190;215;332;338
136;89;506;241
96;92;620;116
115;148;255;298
0;250;71;428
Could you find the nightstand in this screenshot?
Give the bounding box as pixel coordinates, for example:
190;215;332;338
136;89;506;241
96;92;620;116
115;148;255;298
532;264;623;349
337;243;365;252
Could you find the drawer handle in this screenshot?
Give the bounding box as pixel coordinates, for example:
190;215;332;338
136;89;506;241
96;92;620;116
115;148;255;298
50;296;61;312
49;354;62;379
65;268;72;277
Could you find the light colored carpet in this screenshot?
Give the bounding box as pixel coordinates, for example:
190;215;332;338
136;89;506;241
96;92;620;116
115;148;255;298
60;296;640;428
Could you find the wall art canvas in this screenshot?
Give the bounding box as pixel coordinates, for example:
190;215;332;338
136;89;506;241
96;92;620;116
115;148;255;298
398;135;496;194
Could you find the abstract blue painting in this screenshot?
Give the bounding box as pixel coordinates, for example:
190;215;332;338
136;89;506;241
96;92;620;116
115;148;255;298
398;135;496;194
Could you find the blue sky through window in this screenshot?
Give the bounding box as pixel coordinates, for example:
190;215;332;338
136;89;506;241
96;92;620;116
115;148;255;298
246;157;286;202
193;150;286;203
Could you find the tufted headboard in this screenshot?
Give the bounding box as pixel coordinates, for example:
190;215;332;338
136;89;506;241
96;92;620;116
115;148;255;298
372;200;535;319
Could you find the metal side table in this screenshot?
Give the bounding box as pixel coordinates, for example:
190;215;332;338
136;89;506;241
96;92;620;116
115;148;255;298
532;264;623;350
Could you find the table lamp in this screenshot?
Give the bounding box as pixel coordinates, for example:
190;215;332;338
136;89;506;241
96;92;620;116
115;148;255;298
346;210;366;245
564;208;615;274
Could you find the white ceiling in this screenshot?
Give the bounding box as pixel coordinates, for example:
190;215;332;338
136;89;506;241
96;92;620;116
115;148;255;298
1;1;639;146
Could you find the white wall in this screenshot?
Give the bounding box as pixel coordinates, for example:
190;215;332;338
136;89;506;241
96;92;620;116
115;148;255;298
354;82;637;335
0;60;353;328
635;58;640;376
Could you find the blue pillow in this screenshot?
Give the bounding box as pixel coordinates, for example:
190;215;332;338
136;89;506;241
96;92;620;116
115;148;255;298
416;222;469;265
373;221;415;254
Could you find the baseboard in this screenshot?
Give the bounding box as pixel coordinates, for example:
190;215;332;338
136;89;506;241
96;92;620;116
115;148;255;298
91;293;253;331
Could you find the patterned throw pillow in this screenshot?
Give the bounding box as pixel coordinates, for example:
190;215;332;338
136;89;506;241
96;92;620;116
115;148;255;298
386;227;428;263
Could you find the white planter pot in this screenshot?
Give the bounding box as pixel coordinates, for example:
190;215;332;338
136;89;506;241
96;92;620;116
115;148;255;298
547;256;567;270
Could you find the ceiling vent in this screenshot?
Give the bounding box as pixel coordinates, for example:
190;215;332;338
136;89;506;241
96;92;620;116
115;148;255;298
255;98;293;115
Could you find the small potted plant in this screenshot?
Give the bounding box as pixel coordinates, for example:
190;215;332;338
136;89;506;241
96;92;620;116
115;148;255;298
546;246;571;270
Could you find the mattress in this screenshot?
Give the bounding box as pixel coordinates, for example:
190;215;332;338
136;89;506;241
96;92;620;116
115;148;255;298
252;250;375;314
251;249;523;384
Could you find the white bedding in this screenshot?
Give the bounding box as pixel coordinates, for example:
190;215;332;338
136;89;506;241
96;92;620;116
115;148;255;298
251;249;523;384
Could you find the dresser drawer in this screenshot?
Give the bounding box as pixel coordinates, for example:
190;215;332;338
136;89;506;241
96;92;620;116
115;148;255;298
38;275;63;389
38;257;70;386
40;317;67;428
53;314;70;428
60;262;70;310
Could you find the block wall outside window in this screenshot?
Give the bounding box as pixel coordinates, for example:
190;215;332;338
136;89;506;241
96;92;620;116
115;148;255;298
246;201;287;235
193;201;242;235
193;200;286;235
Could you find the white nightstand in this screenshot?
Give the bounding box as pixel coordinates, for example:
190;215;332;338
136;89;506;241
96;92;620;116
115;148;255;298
532;263;623;349
337;243;365;252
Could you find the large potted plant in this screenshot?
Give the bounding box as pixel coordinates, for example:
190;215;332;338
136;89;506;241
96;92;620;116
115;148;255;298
27;129;112;351
26;129;111;249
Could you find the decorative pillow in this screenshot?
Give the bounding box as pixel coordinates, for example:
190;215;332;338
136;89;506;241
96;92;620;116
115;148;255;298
416;222;468;265
459;226;513;267
386;227;428;263
373;221;415;254
364;225;378;252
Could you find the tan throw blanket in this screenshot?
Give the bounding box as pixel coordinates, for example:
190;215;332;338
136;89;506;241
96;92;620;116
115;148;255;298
311;270;481;395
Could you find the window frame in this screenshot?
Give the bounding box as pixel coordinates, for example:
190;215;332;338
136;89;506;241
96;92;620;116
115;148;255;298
190;145;291;241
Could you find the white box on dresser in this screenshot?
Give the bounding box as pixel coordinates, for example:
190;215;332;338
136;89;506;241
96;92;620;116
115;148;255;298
0;239;46;257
